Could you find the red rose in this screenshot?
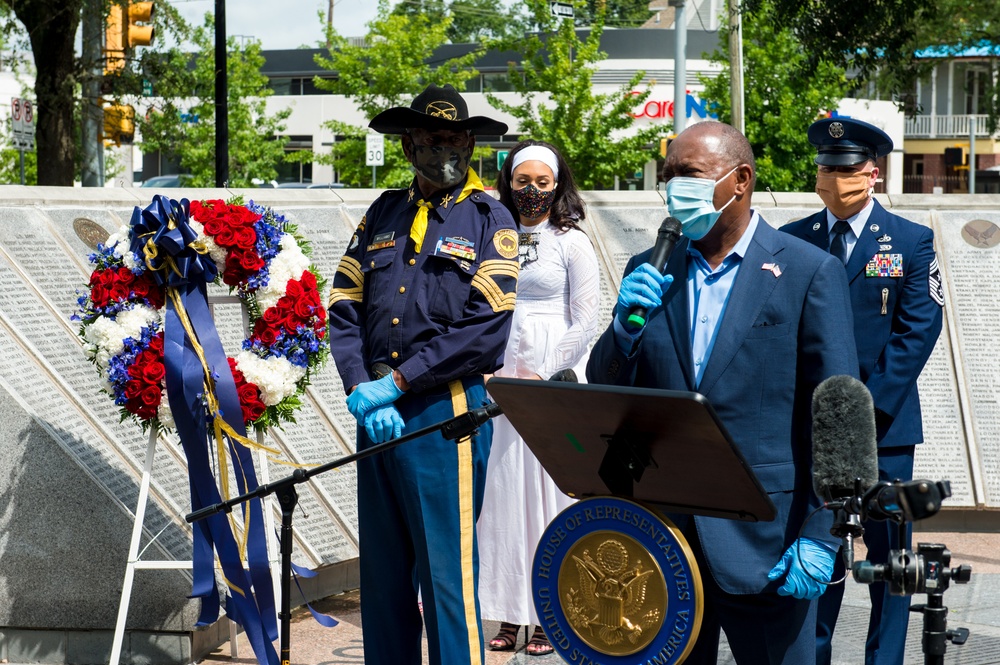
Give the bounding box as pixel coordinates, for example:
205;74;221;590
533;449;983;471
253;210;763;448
294;299;314;320
215;228;235;247
226;357;246;384
140;385;161;406
90;284;107;306
300;270;317;290
284;315;302;334
247;401;266;422
142;362;165;386
109;284;129;302
285;280;304;298
262;307;282;324
237;382;259;404
149;334;164;353
204;219;224;236
276;295;295;312
223;267;247;287
258;327;278;346
234;227;257;249
237;250;264;271
124;379;143;399
316;306;327;323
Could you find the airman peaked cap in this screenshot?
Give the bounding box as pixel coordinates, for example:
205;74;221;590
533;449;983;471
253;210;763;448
809;117;893;167
369;83;508;135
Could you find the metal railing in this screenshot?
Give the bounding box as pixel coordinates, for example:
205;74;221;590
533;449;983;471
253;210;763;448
904;114;996;138
903;174;967;194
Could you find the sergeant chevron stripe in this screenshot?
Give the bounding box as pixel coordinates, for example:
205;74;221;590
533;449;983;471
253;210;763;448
472;260;518;312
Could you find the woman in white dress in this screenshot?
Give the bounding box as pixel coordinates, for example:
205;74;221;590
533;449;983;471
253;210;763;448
478;141;601;656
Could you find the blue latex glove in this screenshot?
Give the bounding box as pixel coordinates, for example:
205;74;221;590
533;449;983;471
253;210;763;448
347;373;404;420
767;537;836;600
364;405;405;444
616;263;673;330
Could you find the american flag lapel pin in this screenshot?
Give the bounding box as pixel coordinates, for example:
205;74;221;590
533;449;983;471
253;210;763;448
762;262;782;277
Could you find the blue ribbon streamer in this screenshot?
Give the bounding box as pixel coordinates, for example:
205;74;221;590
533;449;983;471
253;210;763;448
131;196;279;665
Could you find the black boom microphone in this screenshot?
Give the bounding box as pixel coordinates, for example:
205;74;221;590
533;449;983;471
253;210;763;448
811;374;879;571
626;216;683;329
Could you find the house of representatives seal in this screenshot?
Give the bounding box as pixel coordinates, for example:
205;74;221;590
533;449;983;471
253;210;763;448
532;496;703;665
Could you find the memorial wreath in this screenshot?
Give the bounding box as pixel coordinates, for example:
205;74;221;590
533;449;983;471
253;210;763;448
76;195;329;432
75;195;331;665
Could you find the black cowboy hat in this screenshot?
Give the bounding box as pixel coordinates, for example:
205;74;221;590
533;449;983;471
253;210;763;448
369;83;508;135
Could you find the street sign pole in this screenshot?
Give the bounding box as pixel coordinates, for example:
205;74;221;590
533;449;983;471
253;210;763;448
19;149;24;185
372;166;376;189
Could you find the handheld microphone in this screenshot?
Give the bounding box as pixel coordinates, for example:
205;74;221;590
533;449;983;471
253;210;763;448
811;375;879;571
627;216;683;329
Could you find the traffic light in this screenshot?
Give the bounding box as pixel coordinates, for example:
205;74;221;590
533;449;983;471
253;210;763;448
126;2;155;49
659;134;676;158
103;104;135;146
104;1;155;76
104;5;125;75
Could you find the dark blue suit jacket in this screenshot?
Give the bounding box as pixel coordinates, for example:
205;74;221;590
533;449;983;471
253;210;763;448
587;218;859;595
782;201;943;448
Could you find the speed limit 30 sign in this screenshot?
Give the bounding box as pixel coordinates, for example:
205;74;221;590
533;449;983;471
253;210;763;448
366;134;385;166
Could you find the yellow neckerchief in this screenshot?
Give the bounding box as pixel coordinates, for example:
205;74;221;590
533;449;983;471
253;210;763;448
410;168;485;253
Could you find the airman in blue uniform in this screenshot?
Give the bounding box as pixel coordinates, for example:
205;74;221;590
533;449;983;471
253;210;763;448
782;117;944;665
327;84;518;665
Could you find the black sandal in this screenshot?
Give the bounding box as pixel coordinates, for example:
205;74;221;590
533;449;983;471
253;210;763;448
526;626;554;656
488;622;521;651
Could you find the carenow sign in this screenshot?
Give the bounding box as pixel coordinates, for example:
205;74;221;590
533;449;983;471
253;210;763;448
629;91;717;122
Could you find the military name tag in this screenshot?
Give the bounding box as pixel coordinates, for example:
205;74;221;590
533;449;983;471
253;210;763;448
865;253;903;278
532;496;702;665
367;231;396;252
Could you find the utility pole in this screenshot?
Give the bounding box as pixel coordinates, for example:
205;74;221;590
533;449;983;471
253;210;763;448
215;0;229;187
328;0;334;39
81;0;103;187
728;0;744;133
669;0;687;134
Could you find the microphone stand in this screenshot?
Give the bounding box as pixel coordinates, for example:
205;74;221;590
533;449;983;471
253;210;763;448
185;402;501;665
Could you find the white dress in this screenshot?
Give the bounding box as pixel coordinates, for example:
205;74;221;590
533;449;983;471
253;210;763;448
477;219;601;625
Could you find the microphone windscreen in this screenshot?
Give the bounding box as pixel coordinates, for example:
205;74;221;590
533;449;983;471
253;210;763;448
548;368;579;383
811;375;879;501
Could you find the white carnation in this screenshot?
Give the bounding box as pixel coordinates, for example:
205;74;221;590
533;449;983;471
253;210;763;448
82;305;161;369
233;351;306;406
156;393;175;429
255;234;311;310
188;219;227;273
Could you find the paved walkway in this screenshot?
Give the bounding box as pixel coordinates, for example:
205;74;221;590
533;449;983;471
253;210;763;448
201;532;1000;665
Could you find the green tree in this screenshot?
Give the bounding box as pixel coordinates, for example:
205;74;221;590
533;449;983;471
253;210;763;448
487;0;662;189
747;0;932;90
698;0;847;192
136;13;290;188
312;0;482;188
576;0;653;27
0;0;80;185
391;0;522;42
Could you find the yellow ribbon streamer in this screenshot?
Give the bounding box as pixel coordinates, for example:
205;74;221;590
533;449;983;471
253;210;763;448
410;167;485;253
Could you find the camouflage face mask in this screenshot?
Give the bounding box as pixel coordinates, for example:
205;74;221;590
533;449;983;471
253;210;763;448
409;144;472;189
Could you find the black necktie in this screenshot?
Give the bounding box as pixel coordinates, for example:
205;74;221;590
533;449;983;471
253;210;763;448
830;220;851;265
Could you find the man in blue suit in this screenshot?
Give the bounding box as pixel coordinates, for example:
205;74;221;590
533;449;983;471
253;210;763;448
782;117;944;665
587;121;859;664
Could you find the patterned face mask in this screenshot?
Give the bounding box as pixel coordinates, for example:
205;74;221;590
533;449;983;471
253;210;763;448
409;144;472;189
512;183;556;220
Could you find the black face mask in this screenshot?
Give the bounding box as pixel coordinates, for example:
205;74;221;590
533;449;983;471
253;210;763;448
409;143;472;190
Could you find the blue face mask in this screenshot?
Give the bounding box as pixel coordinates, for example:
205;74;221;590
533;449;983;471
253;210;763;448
666;166;738;240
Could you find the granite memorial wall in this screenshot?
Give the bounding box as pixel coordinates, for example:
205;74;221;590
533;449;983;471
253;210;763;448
0;188;995;657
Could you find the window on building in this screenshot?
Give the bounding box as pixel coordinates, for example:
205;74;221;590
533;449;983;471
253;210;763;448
276;135;314;183
965;67;990;115
484;72;517;92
